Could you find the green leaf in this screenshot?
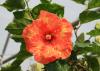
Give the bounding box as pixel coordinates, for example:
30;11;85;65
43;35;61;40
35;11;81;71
2;0;25;11
88;0;100;9
75;42;100;55
40;0;51;4
77;33;84;43
86;43;100;55
87;29;100;36
86;56;100;71
32;3;64;19
11;43;32;68
79;10;100;24
11;35;23;42
6;10;32;42
5;18;31;35
45;60;70;71
75;42;90;48
73;0;100;9
13;10;32;20
5;22;23;35
5;18;32;35
74;42;90;53
73;0;86;4
14;43;32;63
6;10;32;35
0;66;21;71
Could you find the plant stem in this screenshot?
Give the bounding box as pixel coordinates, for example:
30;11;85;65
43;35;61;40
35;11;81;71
72;20;80;38
88;36;92;40
24;0;33;19
2;53;18;64
72;20;79;28
0;33;10;68
75;24;81;38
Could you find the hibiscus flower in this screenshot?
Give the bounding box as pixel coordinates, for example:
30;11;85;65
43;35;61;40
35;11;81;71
22;10;73;64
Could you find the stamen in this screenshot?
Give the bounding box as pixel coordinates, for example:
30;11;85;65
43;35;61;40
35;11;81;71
45;34;52;40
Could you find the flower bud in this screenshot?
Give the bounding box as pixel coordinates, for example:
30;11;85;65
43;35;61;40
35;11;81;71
95;22;100;30
95;35;100;43
31;63;44;71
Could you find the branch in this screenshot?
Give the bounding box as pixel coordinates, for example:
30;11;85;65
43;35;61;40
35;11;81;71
24;0;33;19
72;20;81;38
0;33;10;67
2;53;18;64
72;20;79;28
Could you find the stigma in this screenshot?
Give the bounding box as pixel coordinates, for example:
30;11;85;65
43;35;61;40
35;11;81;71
45;34;52;41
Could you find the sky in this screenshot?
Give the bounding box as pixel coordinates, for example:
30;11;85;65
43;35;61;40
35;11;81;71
0;0;100;71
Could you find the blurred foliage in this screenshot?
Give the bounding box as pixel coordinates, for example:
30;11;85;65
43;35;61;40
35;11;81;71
1;0;100;71
44;60;70;71
88;0;100;9
32;3;64;19
80;10;100;24
75;42;100;55
73;0;100;9
87;29;100;36
73;0;86;4
86;56;100;71
40;0;51;4
5;18;32;42
76;33;84;43
1;0;25;11
13;10;32;20
5;10;32;42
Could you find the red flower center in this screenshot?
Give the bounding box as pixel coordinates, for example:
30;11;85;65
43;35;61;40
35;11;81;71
43;32;55;44
45;34;52;41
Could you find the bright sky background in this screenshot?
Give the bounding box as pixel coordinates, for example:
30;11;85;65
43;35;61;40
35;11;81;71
0;0;100;71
